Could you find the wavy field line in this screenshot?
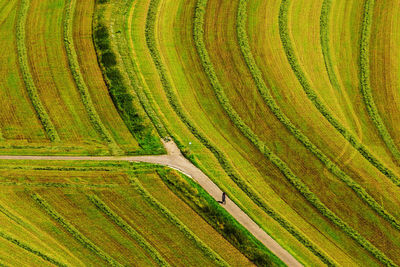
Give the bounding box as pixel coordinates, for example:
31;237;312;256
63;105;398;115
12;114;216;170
112;0;169;140
359;0;400;160
144;0;336;264
277;0;400;188
195;0;396;265
320;0;363;165
15;0;60;142
63;0;122;155
237;0;400;234
128;175;229;266
0;230;67;267
87;194;170;266
32;193;123;267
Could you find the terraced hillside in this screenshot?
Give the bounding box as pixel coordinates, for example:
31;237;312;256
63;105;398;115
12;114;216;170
1;0;400;265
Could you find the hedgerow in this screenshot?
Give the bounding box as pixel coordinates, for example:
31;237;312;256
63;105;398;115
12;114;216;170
158;169;285;267
32;193;123;267
196;0;397;265
63;0;122;155
145;0;335;264
237;0;400;231
359;0;400;160
128;173;229;267
87;194;170;266
0;230;67;266
277;0;400;186
16;0;60;142
111;0;168;139
93;0;164;154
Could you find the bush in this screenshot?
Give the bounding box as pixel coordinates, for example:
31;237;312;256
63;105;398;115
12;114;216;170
92;3;164;154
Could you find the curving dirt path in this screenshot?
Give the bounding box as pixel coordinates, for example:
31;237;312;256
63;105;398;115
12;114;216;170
0;140;302;266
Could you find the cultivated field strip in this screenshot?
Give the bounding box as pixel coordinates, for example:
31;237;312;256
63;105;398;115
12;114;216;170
369;0;400;157
128;175;229;266
0;230;67;267
359;0;400;160
93;0;165;154
195;0;397;265
278;0;400;186
87;194;170;266
63;0;122;155
32;193;123;267
112;0;169;139
15;0;59;142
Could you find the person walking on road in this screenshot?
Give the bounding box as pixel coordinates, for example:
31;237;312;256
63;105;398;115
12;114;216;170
218;192;227;205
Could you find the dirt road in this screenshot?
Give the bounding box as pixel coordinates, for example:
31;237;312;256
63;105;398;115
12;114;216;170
0;140;302;266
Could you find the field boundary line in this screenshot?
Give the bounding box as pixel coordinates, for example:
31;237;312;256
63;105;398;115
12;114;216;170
359;0;400;160
237;0;400;232
32;193;123;267
195;0;396;265
0;230;67;267
128;174;229;266
63;0;122;155
15;0;60;142
277;0;400;186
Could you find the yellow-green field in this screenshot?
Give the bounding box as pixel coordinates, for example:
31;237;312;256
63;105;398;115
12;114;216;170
1;0;399;265
0;161;277;266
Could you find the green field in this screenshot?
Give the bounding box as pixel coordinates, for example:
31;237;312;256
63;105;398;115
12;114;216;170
0;0;399;265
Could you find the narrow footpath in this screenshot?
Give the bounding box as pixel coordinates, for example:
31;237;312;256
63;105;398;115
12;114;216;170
0;140;302;267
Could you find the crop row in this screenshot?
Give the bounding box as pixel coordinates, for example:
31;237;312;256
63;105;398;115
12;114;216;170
278;0;400;186
0;230;67;266
157;169;284;267
87;194;170;266
145;0;335;264
63;0;121;155
32;193;122;267
0;181;119;188
16;0;59;142
128;173;229;266
359;0;400;160
93;1;163;154
112;0;169;140
195;0;396;265
238;0;400;231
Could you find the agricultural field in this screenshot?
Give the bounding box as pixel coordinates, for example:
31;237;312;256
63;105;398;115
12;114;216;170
0;160;278;266
0;0;399;265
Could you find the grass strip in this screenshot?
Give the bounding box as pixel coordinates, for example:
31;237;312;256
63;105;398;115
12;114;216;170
87;194;170;266
0;181;119;188
32;193;123;267
277;0;400;185
63;0;122;155
112;0;169;140
128;173;229;266
93;0;164;154
15;0;60;142
195;0;397;265
145;0;335;264
359;0;400;160
237;0;400;232
0;230;67;267
157;168;285;267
